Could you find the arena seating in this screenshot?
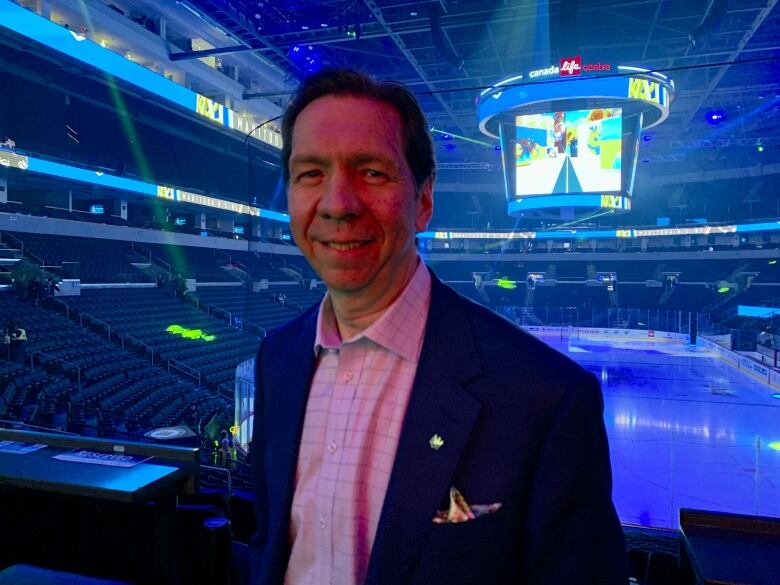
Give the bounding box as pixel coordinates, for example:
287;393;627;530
0;293;224;436
227;250;290;280
533;283;611;309
193;285;301;331
4;232;151;283
61;288;259;388
615;284;665;308
145;243;239;282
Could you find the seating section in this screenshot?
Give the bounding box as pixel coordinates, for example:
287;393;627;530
533;283;610;309
193;285;308;331
664;284;718;311
281;254;319;279
62;288;259;388
5;232;151;283
0;294;224;436
4;232;777;445
145;243;239;282
616;284;665;308
227;250;291;280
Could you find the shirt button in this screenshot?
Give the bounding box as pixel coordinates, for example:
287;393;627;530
327;442;337;454
319;516;327;529
344;371;353;382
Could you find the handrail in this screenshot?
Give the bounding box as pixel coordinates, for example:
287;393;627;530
216;249;232;265
78;311;112;340
21;246;46;268
201;464;233;494
217;383;233;401
243;319;267;339
154;256;172;277
1;231;25;255
32;351;81;390
131;241;152;262
168;358;201;388
121;334;155;364
286;263;304;278
208;303;233;326
50;296;70;319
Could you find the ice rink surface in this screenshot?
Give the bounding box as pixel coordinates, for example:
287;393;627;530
537;333;780;528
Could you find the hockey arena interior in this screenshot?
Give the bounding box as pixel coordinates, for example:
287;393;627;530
1;0;780;583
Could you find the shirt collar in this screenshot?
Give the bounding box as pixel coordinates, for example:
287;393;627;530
314;259;431;362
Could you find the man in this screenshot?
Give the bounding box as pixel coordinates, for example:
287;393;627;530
251;68;627;585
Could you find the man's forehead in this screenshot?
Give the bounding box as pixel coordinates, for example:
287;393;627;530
294;95;403;136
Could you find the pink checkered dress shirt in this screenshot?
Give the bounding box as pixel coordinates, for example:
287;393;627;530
284;261;432;585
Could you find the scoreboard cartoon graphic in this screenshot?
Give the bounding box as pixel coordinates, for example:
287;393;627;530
515;108;622;197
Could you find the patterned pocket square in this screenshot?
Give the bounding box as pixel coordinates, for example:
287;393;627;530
432;487;502;524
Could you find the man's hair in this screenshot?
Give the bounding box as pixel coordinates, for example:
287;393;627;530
281;68;435;188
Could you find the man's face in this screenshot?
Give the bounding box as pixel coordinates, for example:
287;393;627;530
287;95;433;300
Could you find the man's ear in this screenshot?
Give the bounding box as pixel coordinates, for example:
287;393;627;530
415;177;434;232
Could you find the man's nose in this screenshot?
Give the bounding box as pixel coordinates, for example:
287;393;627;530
317;170;364;220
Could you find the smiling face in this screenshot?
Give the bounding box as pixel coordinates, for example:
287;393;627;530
287;95;433;309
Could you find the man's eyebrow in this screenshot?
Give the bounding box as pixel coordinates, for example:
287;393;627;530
289;154;329;167
346;153;400;171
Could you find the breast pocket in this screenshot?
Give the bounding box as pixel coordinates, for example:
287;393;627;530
425;511;504;554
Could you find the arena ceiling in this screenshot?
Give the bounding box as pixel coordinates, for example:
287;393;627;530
9;0;780;226
161;0;780;164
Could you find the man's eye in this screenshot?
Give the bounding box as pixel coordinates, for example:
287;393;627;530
296;170;322;181
363;169;388;182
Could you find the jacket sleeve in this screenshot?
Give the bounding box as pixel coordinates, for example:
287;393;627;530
520;371;628;584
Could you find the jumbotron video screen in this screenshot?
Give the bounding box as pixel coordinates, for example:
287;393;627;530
514;108;622;197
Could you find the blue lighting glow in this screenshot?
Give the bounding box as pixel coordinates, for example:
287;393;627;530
260;209;291;223
27;157;157;195
0;0;194;111
0;0;280;150
736;222;780;233
509;195;611;212
737;305;780;318
705;109;727;125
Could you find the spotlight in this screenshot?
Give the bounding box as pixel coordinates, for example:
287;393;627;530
757;142;764;153
705;109;726;125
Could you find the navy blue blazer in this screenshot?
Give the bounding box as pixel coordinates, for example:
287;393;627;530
250;272;627;584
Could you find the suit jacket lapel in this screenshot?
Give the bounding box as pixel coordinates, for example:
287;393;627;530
365;274;484;585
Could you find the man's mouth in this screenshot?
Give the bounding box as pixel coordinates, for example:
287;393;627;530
323;241;370;251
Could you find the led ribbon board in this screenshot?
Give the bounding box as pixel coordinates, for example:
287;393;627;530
2;148;289;223
418;221;779;241
0;0;281;149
